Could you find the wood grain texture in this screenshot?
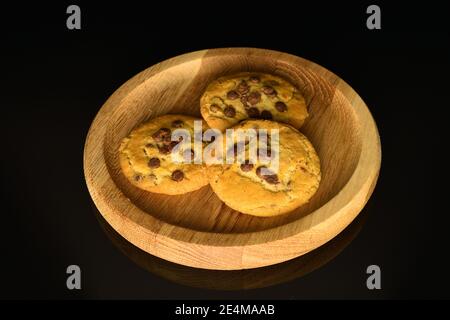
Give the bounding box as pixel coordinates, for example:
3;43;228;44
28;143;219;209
83;48;381;270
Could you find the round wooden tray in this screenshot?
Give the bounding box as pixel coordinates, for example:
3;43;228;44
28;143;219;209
83;48;381;270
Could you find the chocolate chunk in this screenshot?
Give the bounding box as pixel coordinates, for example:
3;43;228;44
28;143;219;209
246;107;260;118
163;135;172;144
256;166;279;184
264;174;280;184
145;143;154;148
152;128;171;142
262;86;277;96
171;120;184;128
240;160;254;172
210;104;221;113
169;141;179;151
261;110;273;120
249;75;260;83
134;174;142;182
247;91;261;105
171;170;184;181
148;157;160;168
275;101;287;112
256;166;265;178
224;105;236;118
158;145;171;155
237;81;249;94
227;90;239;100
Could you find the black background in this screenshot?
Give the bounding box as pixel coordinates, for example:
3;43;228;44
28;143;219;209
1;2;448;300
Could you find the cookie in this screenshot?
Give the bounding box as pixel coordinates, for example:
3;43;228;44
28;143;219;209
206;120;321;216
200;72;308;131
119;114;209;195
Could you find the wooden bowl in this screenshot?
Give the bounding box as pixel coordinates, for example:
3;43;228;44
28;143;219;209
84;48;381;270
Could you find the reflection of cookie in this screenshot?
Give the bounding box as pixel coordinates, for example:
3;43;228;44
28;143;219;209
207;120;321;217
119;114;209;195
200;72;308;131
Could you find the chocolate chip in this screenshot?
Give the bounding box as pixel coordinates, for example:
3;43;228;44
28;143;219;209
160;128;171;135
134;174;142;182
237;81;250;94
246;107;260;118
240;160;254;172
256;166;279;184
171;170;184;181
275;101;288;112
247;92;261;105
261;110;273;120
171;120;184;128
152;128;171;142
249;75;260;83
256;166;265;178
210;104;221;113
227;90;239;100
224;105;236;118
264;174;280;184
145;143;154;148
168;141;179;151
148;157;160;168
158;145;171;155
163;135;172;144
262;86;276;96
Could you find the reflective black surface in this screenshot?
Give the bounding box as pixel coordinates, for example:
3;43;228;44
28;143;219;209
1;2;448;299
94;203;369;291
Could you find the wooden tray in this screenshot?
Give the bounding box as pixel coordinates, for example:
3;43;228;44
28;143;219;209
83;48;381;270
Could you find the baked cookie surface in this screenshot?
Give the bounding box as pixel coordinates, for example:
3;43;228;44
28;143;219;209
207;120;321;217
119;114;209;195
200;72;308;131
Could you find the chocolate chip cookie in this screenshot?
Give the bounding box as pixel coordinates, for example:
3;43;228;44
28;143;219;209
200;72;308;131
119;114;209;195
207;120;321;216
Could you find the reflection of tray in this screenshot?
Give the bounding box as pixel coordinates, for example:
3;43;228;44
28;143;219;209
94;203;369;290
83;48;381;270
